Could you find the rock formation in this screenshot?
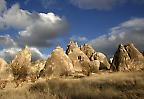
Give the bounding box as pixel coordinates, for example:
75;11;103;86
40;46;75;78
0;58;13;80
124;43;144;61
28;60;46;82
10;46;31;81
112;43;144;71
66;41;91;75
80;44;110;70
80;44;95;59
91;52;110;70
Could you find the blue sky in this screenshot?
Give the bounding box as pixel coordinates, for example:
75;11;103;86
0;0;144;62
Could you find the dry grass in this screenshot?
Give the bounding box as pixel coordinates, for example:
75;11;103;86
0;71;144;99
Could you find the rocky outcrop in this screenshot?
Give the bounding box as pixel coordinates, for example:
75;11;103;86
112;44;131;71
89;60;100;73
124;43;144;61
40;46;75;78
112;43;144;71
10;46;31;81
27;60;46;82
91;52;110;70
80;44;95;59
80;44;110;70
66;41;91;75
0;58;13;80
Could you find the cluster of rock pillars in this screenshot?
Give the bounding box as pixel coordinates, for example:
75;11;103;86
0;41;144;88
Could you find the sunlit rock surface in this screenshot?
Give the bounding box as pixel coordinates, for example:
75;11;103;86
112;43;144;71
66;41;91;75
40;46;75;78
80;44;110;70
0;58;13;80
28;60;46;82
80;44;95;59
10;46;31;81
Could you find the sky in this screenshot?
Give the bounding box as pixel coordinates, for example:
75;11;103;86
0;0;144;62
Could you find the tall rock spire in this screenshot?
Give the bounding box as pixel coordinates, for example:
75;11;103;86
66;41;91;75
10;46;31;81
40;46;75;78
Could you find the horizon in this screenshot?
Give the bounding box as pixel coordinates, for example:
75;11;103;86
0;0;144;62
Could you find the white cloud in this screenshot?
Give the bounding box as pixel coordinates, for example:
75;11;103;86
3;4;40;29
0;3;68;48
70;0;126;10
0;47;46;63
89;18;144;56
0;35;17;48
30;47;47;61
70;35;88;42
0;0;7;15
18;12;68;47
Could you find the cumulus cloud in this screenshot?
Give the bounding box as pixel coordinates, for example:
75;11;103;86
18;12;68;47
0;47;46;63
70;0;126;10
89;18;144;57
0;2;68;48
0;0;67;62
0;35;17;48
3;4;38;29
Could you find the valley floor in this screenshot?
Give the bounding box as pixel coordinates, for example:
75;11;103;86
0;71;144;99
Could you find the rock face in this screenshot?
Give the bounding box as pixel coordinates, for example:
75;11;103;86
80;44;95;59
89;60;100;73
28;60;46;82
0;58;13;80
66;41;91;75
91;52;110;70
40;46;75;78
10;46;31;81
112;43;144;71
80;44;110;70
125;43;144;61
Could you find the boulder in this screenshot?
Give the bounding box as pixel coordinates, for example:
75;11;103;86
80;44;95;59
40;46;75;78
90;60;100;73
10;46;31;81
91;52;111;70
80;44;110;70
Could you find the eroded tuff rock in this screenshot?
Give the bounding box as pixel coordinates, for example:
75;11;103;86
40;46;75;78
80;44;110;70
112;44;131;71
112;43;144;71
80;44;95;59
10;46;31;81
66;41;91;75
28;60;46;82
125;43;144;61
0;58;13;80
